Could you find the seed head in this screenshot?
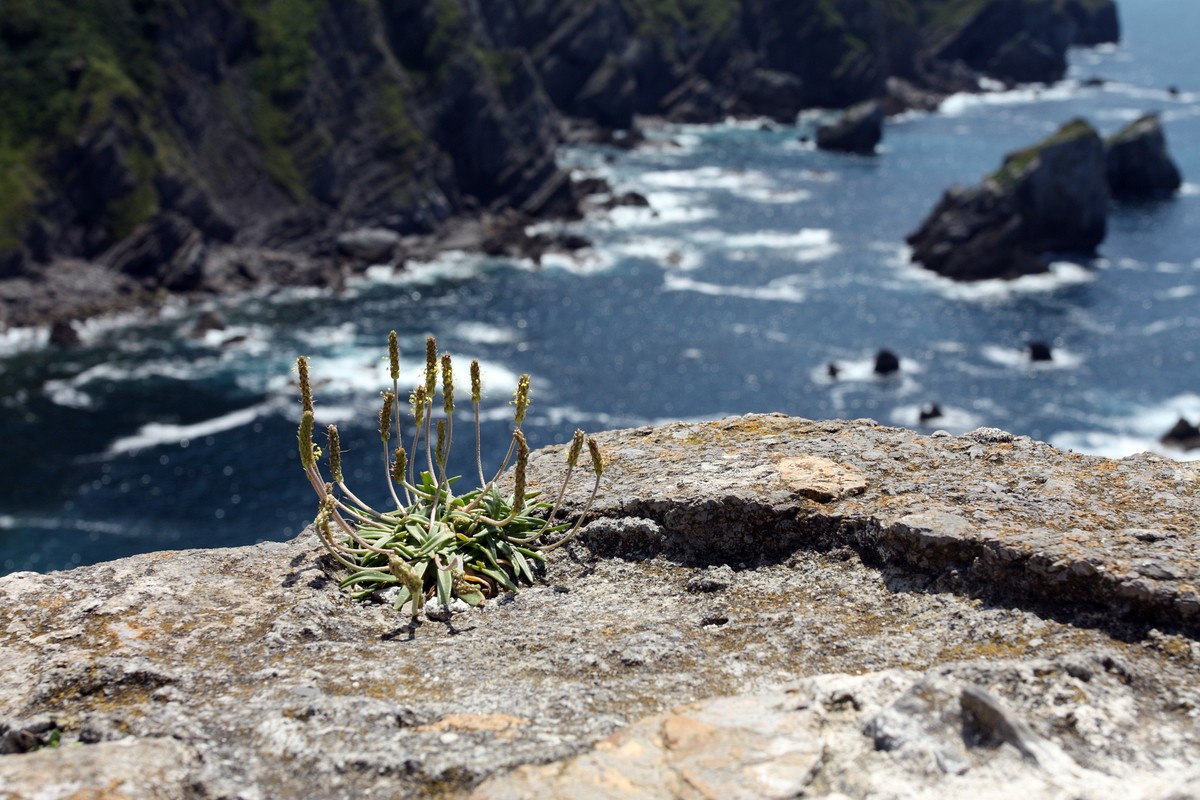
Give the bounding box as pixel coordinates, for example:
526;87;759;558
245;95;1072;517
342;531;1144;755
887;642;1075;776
470;360;481;404
587;437;604;477
435;419;447;467
411;384;427;427
296;356;313;414
512;373;531;427
379;391;395;443
566;429;585;468
388;555;425;612
298;410;315;469
513;430;529;511
424;336;438;396
391;447;406;485
441;353;454;414
388;330;400;382
327;424;343;484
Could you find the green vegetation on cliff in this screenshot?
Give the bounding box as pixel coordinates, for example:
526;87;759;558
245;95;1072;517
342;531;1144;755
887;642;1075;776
0;0;164;248
619;0;742;44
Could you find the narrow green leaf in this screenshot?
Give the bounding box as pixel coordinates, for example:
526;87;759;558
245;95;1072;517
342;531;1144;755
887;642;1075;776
435;563;452;607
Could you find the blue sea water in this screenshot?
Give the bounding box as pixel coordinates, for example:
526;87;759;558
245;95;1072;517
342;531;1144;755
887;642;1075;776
2;0;1198;575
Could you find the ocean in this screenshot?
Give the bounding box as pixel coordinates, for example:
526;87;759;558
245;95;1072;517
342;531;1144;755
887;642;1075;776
2;0;1198;575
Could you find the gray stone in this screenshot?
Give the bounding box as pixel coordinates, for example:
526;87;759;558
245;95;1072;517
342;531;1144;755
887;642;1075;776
2;414;1199;798
335;228;401;263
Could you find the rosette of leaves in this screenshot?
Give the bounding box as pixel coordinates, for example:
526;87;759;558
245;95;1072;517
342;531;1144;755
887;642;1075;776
295;333;603;620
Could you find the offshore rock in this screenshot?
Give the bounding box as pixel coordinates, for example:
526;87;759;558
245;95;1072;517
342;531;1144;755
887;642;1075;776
2;414;1199;798
816;100;885;155
1105;113;1184;200
907;119;1108;280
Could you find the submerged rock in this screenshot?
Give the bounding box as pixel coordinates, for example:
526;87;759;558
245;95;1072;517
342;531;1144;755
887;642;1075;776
1106;113;1183;200
907;119;1108;281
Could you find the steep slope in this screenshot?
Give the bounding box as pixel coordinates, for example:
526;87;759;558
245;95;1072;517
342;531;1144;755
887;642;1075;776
0;0;1119;320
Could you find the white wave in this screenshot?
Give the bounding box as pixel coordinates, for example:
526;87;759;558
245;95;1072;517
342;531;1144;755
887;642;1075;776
1159;285;1197;300
939;83;1079;116
810;355;923;385
1181;183;1200;197
451;322;519;345
603;191;717;227
292;323;357;350
639;166;765;191
1102;81;1196;104
0;515;128;535
981;344;1083;370
889;404;981;434
106;400;281;455
662;273;806;302
730;186;812;204
0;326;49;356
687;228;840;262
356;251;491;288
900;260;1095;301
607;238;704;271
1050;393;1200;460
43;380;95;410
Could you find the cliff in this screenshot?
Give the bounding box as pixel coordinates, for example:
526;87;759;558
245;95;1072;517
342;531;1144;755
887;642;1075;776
1;415;1197;798
0;0;1118;325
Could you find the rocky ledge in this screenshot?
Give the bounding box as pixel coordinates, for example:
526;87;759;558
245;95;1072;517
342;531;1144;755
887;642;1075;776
2;415;1198;798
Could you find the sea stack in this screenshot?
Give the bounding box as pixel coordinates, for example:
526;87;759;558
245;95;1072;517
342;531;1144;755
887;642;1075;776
907;119;1108;281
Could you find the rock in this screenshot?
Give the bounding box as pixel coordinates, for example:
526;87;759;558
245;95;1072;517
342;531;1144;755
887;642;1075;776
603;191;650;209
874;349;901;375
1062;0;1121;45
816;101;885;155
335;228;401;263
1160;417;1200;451
3;414;1200;798
907;119;1108;281
1029;341;1054;362
1105;114;1183;200
103;212;206;291
918;403;943;423
188;310;227;339
48;320;81;349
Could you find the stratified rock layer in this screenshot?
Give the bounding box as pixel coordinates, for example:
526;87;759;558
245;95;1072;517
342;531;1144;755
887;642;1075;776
2;414;1198;799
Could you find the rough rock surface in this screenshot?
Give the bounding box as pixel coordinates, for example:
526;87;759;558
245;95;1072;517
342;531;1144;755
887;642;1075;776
1105;113;1184;200
816;101;885;155
907;118;1109;281
3;414;1198;799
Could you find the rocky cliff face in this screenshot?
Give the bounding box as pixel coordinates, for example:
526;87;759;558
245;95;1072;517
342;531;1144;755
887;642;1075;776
1;415;1197;798
0;0;1119;318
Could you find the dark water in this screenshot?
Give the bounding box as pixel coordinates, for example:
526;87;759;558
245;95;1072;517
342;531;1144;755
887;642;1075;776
3;0;1198;574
